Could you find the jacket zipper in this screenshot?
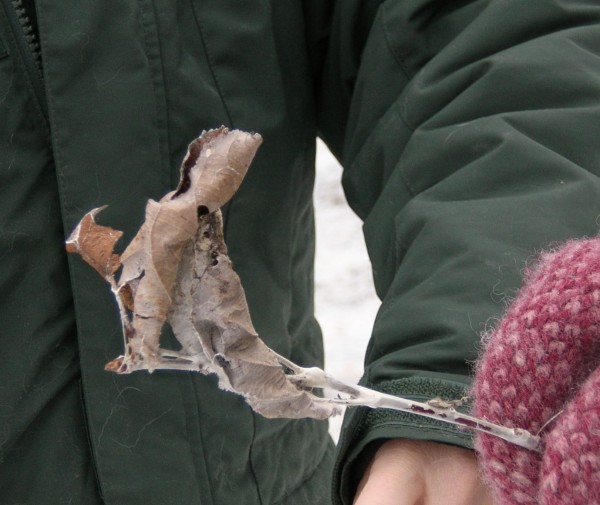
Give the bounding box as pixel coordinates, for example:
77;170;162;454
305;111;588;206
11;0;41;70
2;0;48;118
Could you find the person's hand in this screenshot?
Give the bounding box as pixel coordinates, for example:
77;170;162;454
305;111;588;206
353;439;495;505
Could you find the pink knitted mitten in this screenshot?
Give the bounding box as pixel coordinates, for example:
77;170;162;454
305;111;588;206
473;238;600;505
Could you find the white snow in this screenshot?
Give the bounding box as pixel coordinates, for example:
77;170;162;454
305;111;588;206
314;139;380;443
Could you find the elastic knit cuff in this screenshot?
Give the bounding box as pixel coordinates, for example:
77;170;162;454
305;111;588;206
331;375;474;505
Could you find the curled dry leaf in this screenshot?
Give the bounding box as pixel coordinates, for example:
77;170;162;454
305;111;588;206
67;127;338;420
65;127;542;446
65;206;123;279
173;127;257;213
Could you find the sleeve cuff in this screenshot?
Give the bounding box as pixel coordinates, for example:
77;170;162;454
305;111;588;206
332;374;474;505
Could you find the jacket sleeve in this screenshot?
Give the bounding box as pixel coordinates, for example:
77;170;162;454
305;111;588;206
310;1;600;503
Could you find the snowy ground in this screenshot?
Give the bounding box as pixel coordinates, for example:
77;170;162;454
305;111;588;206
314;140;380;443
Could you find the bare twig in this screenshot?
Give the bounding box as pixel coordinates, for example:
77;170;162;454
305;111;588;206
274;355;541;452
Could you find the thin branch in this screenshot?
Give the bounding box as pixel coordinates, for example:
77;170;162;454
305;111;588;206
276;355;542;452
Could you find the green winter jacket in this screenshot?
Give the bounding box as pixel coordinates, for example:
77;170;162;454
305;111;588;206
3;1;600;504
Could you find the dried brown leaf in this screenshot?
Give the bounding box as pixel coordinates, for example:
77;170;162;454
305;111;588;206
188;212;337;419
116;128;261;370
65;206;123;279
69;128;340;419
174;126;262;212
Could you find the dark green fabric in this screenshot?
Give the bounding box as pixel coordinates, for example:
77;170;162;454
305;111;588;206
0;32;7;58
1;1;331;504
3;1;600;504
